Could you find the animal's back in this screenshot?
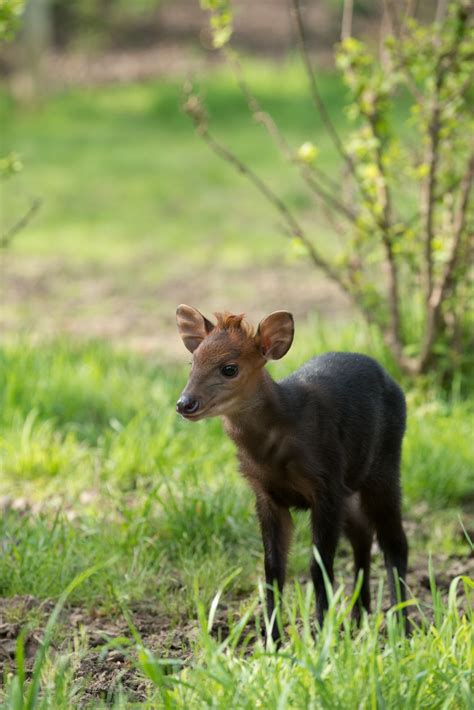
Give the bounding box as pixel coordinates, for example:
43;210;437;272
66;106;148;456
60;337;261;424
279;352;406;489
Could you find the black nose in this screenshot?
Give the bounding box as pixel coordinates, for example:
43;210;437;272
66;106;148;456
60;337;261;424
176;395;200;415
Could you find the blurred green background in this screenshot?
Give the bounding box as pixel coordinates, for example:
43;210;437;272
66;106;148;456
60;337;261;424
1;0;394;353
0;3;473;707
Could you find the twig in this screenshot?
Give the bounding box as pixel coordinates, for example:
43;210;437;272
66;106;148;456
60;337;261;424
183;89;392;332
199;127;347;284
383;0;425;103
226;49;350;213
435;0;448;24
290;0;357;180
184;92;328;264
341;0;354;40
371;122;401;353
0;198;41;248
419;150;474;371
420;102;441;301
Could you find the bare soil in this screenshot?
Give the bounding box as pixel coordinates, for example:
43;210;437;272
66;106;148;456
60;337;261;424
1;515;472;704
1;255;351;360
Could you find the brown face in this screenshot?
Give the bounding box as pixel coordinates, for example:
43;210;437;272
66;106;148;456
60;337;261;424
175;305;294;421
177;329;263;420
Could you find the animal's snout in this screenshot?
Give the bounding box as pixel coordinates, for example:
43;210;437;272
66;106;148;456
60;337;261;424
176;394;200;416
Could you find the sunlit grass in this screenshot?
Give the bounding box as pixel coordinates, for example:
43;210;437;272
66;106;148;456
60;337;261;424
1;57;411;277
0;333;472;608
2;567;473;708
0;53;472;709
0;330;472;706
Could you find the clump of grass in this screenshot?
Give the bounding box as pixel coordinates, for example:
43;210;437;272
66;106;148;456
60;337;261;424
404;397;474;506
2;563;111;710
3;570;472;709
141;570;473;709
0;335;472;707
0;336;472;613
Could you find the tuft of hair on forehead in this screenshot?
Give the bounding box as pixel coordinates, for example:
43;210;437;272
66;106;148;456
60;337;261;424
214;311;255;338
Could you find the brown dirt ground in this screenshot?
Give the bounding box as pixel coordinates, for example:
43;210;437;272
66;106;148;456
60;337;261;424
1;255;352;360
1;514;472;704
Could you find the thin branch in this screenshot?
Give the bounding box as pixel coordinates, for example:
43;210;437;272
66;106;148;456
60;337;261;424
420;102;441;301
368;112;403;353
341;0;354;41
0;198;41;248
290;0;358;180
384;0;425;103
406;172;468;229
182;89;395;336
435;0;448;24
184;92;334;271
418;149;474;371
203;129;303;236
225;50;348;205
432;150;474;312
225;49;357;223
200;129;353;286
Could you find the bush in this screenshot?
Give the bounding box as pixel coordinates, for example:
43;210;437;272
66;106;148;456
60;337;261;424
188;0;473;382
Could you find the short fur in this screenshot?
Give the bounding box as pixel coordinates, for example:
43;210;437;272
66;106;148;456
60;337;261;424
176;307;409;642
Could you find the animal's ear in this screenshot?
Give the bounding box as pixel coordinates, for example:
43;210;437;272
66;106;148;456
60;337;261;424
257;311;294;360
176;304;214;353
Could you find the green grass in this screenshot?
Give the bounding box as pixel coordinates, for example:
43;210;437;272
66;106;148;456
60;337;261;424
1;58;472;709
1;334;473;608
1;61;337;268
159;579;473;709
1;58;411;277
0;332;473;707
3;570;474;709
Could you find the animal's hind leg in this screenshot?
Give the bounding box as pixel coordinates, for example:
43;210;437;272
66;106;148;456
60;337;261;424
361;470;409;629
344;494;373;621
310;497;343;629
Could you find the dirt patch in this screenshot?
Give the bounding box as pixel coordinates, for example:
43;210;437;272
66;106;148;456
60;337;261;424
1;254;352;360
0;598;197;703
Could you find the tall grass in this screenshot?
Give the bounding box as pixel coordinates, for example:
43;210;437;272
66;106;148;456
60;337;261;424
0;333;472;707
2;571;472;708
0;333;472;609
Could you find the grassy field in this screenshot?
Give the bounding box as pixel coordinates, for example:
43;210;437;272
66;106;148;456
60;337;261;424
2;60;347;264
1;58;473;707
0;331;473;707
1;58;413;348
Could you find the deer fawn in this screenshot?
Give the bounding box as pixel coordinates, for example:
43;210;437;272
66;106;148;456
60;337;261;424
176;305;409;642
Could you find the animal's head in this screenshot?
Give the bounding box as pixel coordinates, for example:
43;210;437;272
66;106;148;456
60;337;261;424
175;305;294;420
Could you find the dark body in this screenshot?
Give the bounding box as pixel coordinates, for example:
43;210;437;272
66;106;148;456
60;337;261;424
224;352;409;637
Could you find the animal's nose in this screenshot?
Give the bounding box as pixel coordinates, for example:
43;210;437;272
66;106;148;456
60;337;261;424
176;394;200;415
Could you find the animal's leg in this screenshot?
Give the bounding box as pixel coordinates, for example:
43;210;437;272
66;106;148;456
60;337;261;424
362;474;409;632
344;494;373;621
310;498;343;628
256;496;293;644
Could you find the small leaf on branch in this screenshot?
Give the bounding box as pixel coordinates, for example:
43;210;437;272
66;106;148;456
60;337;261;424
290;236;309;257
296;142;319;164
201;0;233;48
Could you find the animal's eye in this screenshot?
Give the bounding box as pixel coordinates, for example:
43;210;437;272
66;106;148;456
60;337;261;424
221;364;239;378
